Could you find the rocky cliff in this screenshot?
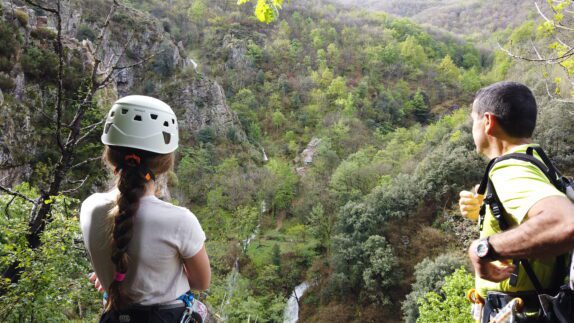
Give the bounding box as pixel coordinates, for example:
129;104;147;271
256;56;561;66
0;0;246;187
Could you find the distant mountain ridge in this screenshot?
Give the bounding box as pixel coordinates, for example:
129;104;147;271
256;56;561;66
329;0;534;37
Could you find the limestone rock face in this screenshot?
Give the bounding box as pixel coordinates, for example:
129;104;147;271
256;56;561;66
164;72;247;143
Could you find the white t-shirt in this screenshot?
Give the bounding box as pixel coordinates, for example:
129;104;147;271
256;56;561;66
80;190;206;305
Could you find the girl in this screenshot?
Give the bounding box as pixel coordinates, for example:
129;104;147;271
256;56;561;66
80;95;210;322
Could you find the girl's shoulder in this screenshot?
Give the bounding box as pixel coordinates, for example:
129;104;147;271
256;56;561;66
140;195;196;219
81;190;117;211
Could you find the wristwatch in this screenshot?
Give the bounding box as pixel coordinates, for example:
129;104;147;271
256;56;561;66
475;237;497;260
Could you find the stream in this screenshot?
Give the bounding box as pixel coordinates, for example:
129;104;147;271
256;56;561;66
218;201;265;320
283;281;310;323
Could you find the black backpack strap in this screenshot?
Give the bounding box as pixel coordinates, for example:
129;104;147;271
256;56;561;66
477;158;500;231
486;180;509;230
520;259;545;294
527;146;566;192
551;255;568;290
477;158;498;196
527;146;563;177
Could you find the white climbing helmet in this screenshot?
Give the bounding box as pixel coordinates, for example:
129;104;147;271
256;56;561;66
101;95;179;154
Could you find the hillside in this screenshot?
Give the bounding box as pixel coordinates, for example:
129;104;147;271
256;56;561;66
331;0;534;39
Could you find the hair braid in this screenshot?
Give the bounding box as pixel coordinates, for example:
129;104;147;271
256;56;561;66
106;166;147;311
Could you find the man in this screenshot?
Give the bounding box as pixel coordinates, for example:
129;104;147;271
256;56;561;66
459;81;574;320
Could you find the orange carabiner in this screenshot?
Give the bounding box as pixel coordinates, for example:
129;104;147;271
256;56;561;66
466;289;484;304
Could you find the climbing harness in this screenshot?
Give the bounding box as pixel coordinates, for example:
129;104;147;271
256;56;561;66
491;297;524;323
101;291;208;323
178;291;208;323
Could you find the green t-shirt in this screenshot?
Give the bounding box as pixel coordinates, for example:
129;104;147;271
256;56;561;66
476;144;565;297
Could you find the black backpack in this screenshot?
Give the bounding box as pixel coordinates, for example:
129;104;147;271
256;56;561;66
477;146;574;322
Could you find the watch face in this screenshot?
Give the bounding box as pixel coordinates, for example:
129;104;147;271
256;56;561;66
476;241;489;258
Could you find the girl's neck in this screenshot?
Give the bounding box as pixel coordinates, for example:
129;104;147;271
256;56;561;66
144;181;156;196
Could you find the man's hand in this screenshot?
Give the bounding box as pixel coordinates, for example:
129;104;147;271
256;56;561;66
89;272;105;293
459;185;484;221
468;239;515;282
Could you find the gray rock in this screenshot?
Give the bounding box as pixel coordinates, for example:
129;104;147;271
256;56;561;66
166;72;247;143
14;73;25;101
301;137;322;165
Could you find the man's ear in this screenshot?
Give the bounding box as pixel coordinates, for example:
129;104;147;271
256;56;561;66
483;112;497;135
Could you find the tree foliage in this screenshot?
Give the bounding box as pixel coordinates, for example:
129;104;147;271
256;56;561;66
402;254;468;323
417;268;474;323
0;184;100;321
238;0;285;24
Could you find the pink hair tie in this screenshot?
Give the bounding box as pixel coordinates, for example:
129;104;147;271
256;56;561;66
114;272;126;282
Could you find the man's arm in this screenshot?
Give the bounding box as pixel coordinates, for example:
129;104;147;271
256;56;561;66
489;196;574;258
470;196;574;281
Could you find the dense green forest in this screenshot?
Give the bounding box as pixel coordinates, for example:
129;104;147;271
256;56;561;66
1;0;574;322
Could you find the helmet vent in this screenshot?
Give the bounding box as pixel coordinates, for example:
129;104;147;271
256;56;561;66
172;118;175;124
162;132;171;144
121;108;128;115
104;122;112;134
134;115;142;121
163;121;169;127
110;111;115;117
151;114;158;120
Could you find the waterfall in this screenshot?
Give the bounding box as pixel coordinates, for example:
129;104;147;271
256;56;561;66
283;281;310;323
218;200;265;320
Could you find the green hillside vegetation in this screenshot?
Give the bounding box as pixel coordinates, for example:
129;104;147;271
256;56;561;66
1;0;574;322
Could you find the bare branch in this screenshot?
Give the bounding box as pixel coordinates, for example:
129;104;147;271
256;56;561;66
76;118;105;144
25;0;65;152
497;41;574;63
54;0;65;154
0;184;36;204
4;195;16;219
0;162;26;170
532;41;557;99
81;118;105;132
22;0;57;13
113;51;162;71
535;1;574;32
60;175;89;195
70;156;102;170
93;1;119;59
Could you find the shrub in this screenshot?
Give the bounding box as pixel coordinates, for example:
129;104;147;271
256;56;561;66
31;27;57;40
226;127;240;144
76;24;96;41
0;73;15;90
0;21;20;58
0;57;13;73
14;8;29;26
197;127;215;144
21;46;58;82
402;253;468;323
417;268;474;323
